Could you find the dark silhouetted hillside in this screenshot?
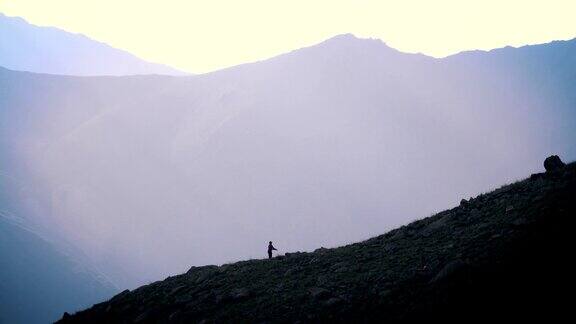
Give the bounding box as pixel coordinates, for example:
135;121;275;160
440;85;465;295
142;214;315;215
58;160;575;323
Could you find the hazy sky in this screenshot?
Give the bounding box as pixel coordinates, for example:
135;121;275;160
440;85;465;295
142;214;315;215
1;0;575;73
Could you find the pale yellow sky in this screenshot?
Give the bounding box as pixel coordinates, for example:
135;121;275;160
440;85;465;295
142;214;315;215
1;0;575;73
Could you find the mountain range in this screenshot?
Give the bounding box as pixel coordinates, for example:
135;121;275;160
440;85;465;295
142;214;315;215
0;13;185;76
1;28;576;322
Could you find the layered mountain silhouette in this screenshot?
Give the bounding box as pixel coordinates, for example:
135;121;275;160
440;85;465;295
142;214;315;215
57;160;575;322
0;13;185;75
1;33;576;316
0;213;116;323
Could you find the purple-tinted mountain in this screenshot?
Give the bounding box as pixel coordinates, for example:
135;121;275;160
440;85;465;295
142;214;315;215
0;33;575;294
0;13;186;76
0;213;116;323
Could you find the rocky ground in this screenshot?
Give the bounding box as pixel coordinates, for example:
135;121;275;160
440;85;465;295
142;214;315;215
58;160;575;323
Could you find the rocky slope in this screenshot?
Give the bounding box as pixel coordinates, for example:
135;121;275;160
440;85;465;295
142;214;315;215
58;159;575;323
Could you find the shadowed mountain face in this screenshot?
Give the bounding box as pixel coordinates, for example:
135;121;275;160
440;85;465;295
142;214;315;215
0;13;185;76
57;162;576;323
0;215;116;324
1;34;576;290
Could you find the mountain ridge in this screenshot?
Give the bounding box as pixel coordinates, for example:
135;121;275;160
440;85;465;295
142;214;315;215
443;36;576;59
0;13;187;76
187;33;576;76
2;26;576;77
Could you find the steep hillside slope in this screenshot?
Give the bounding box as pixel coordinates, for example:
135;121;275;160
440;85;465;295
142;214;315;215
0;13;185;75
58;160;575;323
0;215;116;323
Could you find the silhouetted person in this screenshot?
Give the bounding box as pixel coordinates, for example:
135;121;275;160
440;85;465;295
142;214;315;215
268;241;277;259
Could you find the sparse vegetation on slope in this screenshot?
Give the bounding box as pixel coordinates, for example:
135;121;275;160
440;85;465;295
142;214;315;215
59;160;575;323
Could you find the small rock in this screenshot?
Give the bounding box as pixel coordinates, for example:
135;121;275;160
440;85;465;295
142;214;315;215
214;293;227;304
378;289;391;298
323;297;342;307
530;173;543;180
510;217;529;227
230;288;251;300
218;265;231;273
334;266;350;273
273;282;286;293
430;259;468;283
383;243;397;253
544;155;565;172
330;261;348;270
390;230;405;240
308;257;321;264
309;287;331;300
469;208;481;218
316;274;329;285
109;289;130;303
168;310;182;321
195;271;215;284
169;285;186;296
134;310;152;323
284;268;296;276
285;252;299;258
427;214;451;231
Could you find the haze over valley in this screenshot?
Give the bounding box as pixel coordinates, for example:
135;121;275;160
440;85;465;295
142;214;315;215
1;11;576;323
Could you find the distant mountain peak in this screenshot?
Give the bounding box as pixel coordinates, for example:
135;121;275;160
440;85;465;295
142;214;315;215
320;33;388;47
0;13;188;76
302;33;435;64
325;33;361;41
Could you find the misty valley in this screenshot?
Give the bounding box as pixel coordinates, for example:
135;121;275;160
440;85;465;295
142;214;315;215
1;12;576;324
